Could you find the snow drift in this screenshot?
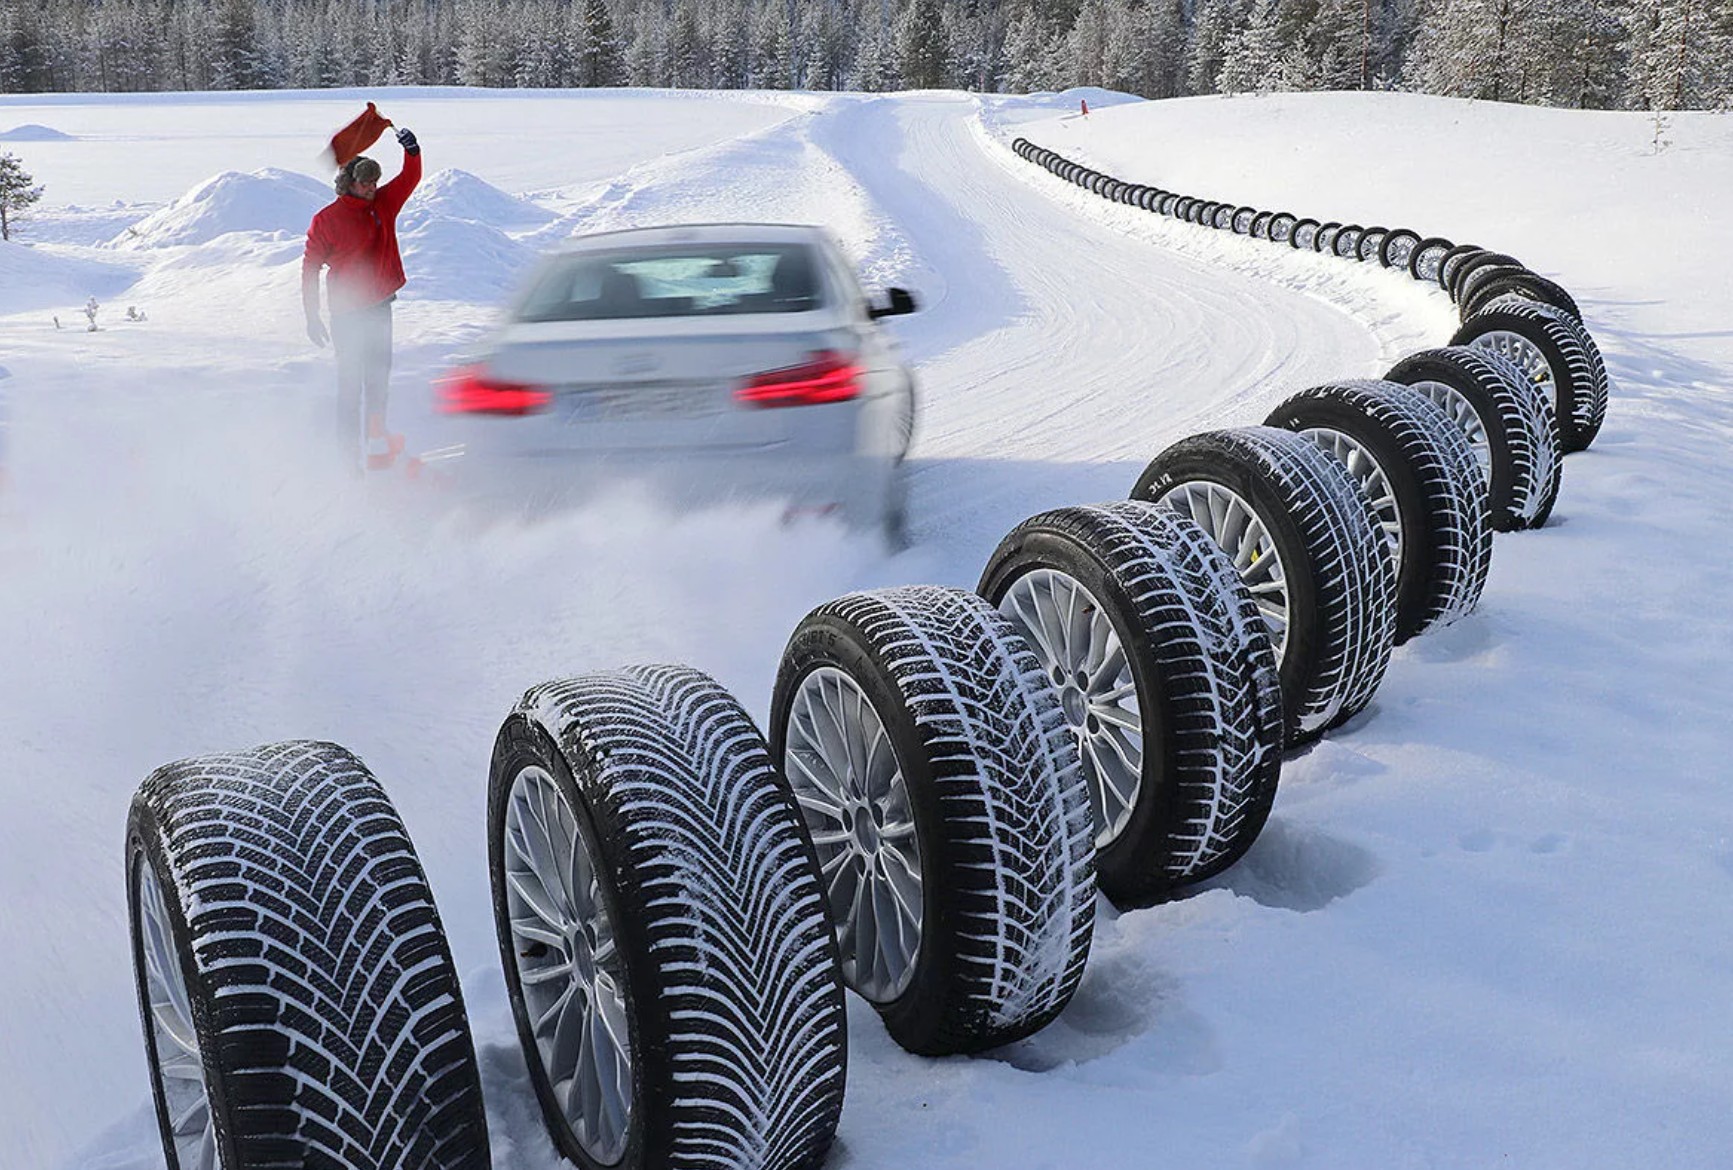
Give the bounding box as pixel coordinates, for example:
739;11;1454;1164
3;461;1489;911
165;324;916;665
112;166;330;248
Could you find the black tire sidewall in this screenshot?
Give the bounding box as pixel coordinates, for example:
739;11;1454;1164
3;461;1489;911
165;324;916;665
127;801;245;1170
1266;395;1434;643
489;716;652;1170
1132;451;1323;742
770;615;981;1055
976;528;1178;903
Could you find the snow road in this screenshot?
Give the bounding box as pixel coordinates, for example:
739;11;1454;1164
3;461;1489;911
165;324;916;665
1;87;1729;1169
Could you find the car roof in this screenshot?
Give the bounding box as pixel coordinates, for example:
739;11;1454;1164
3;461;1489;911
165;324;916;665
548;222;834;255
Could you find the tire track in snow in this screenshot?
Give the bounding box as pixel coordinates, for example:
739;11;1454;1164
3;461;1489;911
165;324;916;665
813;95;1389;560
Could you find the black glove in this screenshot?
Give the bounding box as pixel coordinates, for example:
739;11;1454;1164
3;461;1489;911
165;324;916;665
395;127;419;156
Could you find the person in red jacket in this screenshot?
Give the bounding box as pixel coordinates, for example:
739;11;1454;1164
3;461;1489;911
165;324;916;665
302;126;421;470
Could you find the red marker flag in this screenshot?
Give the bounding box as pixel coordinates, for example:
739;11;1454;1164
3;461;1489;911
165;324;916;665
326;102;393;168
1081;98;1090;117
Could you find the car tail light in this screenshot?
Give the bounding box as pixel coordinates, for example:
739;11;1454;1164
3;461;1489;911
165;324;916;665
436;365;552;415
736;351;863;408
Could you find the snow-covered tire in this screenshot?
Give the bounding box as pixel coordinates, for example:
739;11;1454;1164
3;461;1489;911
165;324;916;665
1448;250;1523;301
491;667;847;1170
1460;267;1582;322
1452;299;1608;452
1139;187;1163;211
1174;196;1195;220
1333;225;1364;258
1212;203;1236;230
127;742;490;1170
1250;211;1274;239
979;503;1284;906
1291;218;1322;249
770;586;1096;1056
1132;427;1396;747
1357;227;1388;263
1384;346;1562;531
1266;382;1492;643
1380;228;1422;270
1159;193;1179;216
1232;206;1258;234
1408;237;1455;282
1313;222;1341;252
1268;212;1298;244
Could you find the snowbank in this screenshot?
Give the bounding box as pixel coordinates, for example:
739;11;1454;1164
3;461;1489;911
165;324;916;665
112;166;330;248
0;123;74;141
400;167;556;231
0;240;137;315
400;214;535;302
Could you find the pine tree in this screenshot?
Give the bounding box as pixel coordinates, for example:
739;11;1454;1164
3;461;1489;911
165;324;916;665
897;0;953;87
0;150;44;241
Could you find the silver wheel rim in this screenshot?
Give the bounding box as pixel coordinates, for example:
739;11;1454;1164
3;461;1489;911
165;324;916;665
1299;427;1404;572
785;667;923;1004
504;766;633;1164
1161;481;1291;662
999;569;1143;850
137;856;217;1170
1411;379;1493;487
1471;330;1558;410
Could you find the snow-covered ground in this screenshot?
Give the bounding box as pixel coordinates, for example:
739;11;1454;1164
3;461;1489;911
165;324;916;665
1;86;1728;1169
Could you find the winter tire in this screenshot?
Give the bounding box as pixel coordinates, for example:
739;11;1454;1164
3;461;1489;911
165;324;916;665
1380;228;1422;270
1291;218;1321;250
1315;222;1343;253
1459;267;1582;323
1384;346;1561;532
1448;250;1523;302
1132;427;1395;747
1408;237;1454;282
1174;196;1195;220
1437;243;1488;292
1192;200;1214;225
1213;204;1236;230
127;742;490;1170
1334;225;1364;258
1452;299;1608;452
1266;381;1492;643
1139;187;1163;211
979;503;1283;906
491;666;847;1170
1268;212;1298;244
1357;227;1388;263
1250;210;1274;239
1158;193;1179;217
1233;206;1258;234
770;586;1096;1056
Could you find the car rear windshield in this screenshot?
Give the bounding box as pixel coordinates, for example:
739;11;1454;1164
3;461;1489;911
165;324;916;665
515;243;826;322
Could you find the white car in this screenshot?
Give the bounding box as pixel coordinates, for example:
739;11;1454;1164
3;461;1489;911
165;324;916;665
437;223;919;537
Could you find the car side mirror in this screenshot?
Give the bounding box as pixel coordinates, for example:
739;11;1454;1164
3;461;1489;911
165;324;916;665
868;287;917;319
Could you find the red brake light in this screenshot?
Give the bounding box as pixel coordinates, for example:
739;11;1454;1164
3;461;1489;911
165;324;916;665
736;351;863;408
436;365;552;415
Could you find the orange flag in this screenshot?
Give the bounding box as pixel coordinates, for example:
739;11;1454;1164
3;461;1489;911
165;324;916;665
326;102;393;168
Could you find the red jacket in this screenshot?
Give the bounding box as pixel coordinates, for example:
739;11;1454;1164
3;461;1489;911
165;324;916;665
302;149;422;316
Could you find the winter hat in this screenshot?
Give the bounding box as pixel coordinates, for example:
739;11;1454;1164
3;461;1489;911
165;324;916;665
336;155;382;196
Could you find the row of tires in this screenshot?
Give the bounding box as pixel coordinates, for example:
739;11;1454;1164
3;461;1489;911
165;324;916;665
1009;136;1611;454
126;356;1572;1170
126;147;1611;1170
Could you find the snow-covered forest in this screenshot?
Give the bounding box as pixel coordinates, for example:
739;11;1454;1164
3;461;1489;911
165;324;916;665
0;0;1728;110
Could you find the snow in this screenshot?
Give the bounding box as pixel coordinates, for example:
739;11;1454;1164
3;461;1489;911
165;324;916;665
2;84;1730;1170
112;167;332;248
0;122;74;140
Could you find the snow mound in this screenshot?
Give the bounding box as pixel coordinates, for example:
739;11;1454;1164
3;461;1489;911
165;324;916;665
0;124;74;141
401;168;555;231
399;215;535;302
114;167;330;249
0;241;136;315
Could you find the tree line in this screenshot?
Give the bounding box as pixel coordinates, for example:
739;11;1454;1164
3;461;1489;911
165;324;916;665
1;0;1728;110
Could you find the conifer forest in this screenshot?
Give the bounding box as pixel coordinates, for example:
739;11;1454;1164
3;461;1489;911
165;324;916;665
0;0;1727;111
